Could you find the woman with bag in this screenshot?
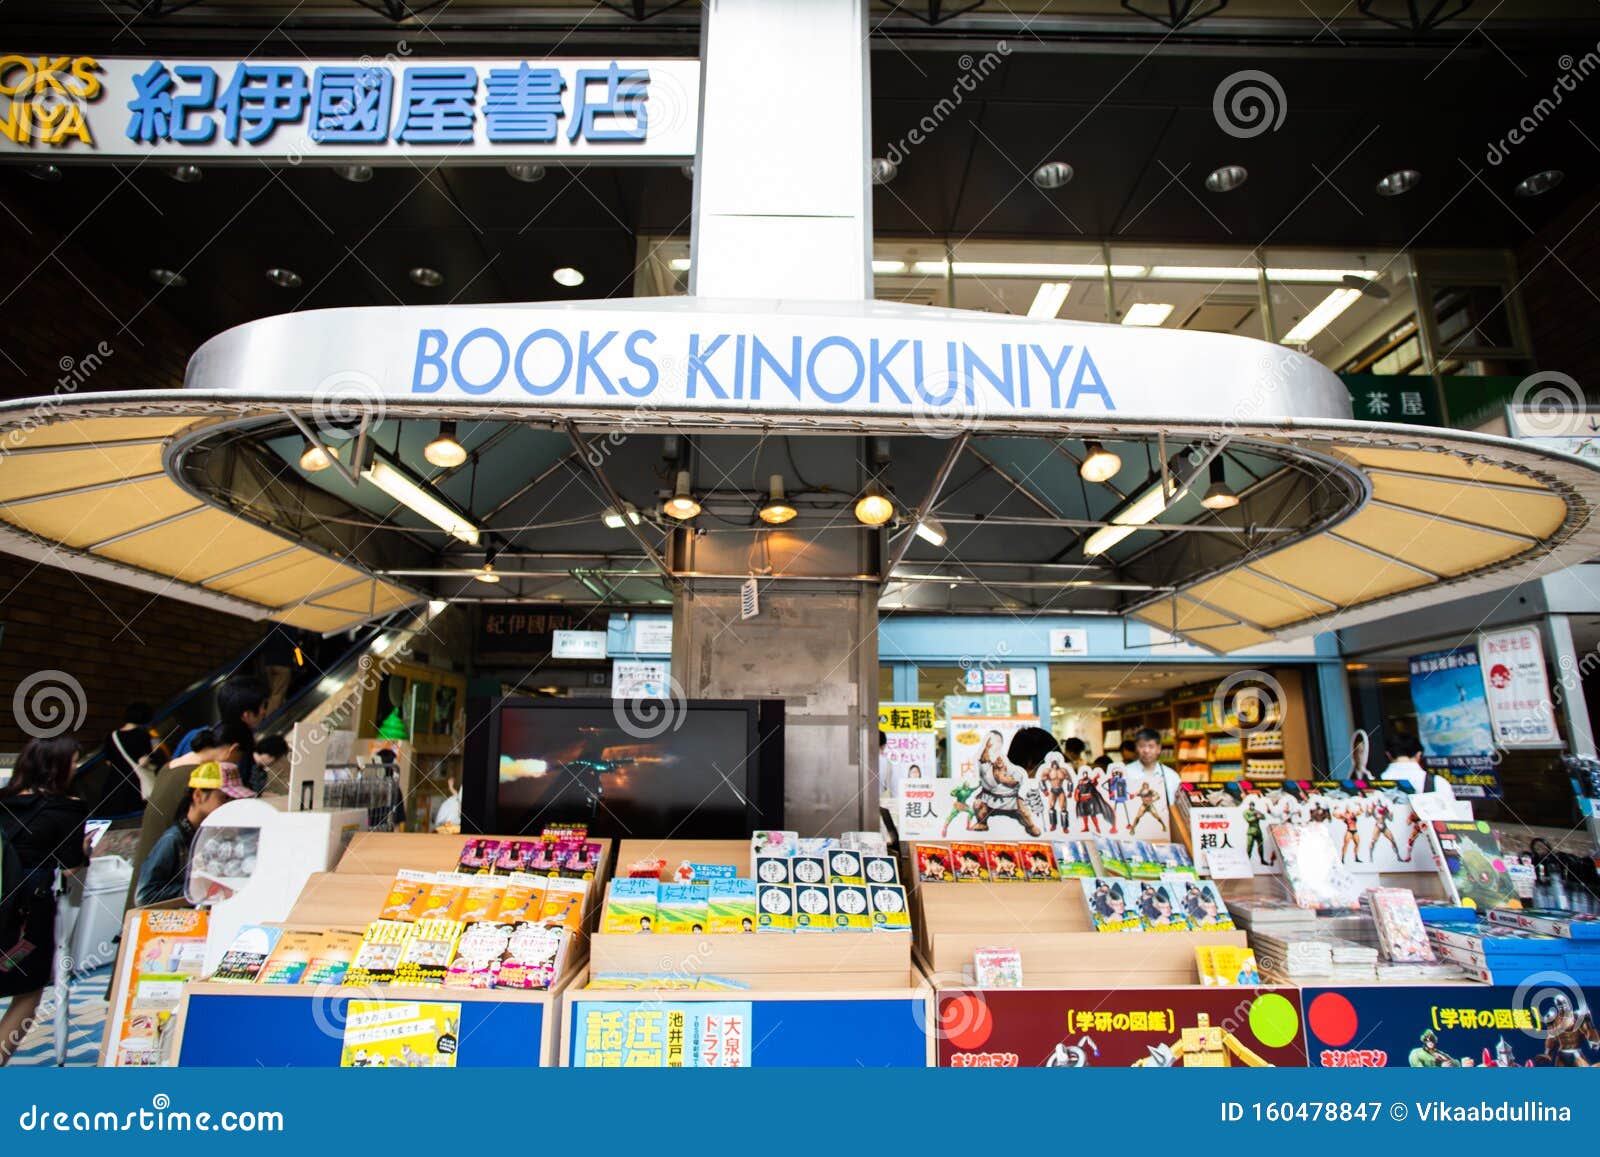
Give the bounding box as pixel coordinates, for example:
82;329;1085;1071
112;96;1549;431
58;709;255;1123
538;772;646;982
0;735;88;1065
96;702;157;818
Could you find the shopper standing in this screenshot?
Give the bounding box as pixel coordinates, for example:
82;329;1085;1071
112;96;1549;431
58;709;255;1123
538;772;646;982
171;675;268;783
136;762;254;906
91;702;156;819
0;737;89;1065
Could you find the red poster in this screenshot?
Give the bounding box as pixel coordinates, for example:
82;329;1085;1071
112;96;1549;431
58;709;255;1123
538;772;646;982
936;986;1307;1067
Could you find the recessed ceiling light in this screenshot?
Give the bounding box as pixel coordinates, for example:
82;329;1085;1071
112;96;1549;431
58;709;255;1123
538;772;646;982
169;163;203;184
870;157;897;185
149;268;187;288
265;267;302;289
1204;164;1248;193
27;163;62;182
409;266;444;288
1515;169;1563;197
1375;168;1421;196
552;267;585;287
335;164;374;183
1032;161;1074;189
506;163;546;183
1027;282;1071;320
1121;302;1175;326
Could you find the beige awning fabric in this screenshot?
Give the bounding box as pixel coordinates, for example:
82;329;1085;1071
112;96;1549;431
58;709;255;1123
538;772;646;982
1134;443;1586;650
0;415;419;632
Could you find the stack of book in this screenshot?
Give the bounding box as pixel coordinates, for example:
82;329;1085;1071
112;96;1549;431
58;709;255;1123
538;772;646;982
1228;897;1319;936
1427;920;1565;984
1253;930;1378;982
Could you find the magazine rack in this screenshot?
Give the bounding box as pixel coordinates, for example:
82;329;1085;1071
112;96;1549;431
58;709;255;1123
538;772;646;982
562;838;932;1067
171;832;613;1068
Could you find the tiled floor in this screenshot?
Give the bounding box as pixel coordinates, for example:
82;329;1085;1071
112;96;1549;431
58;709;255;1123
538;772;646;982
3;966;111;1067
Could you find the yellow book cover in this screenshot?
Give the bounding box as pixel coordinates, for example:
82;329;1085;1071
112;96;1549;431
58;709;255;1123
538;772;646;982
340;1000;461;1068
378;869;431;922
458;879;510;923
494;873;548;924
539;876;588;932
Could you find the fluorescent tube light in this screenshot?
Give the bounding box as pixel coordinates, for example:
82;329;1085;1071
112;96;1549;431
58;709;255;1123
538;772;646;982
1281;287;1363;344
1082;478;1181;557
362;458;481;545
1121;302;1174;327
1027;282;1072;319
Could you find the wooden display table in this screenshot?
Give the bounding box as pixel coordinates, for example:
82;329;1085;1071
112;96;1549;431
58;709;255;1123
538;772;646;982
172;832;612;1068
562;838;931;1066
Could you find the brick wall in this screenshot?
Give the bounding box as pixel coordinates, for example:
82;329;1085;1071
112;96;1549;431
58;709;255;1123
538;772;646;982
1516;183;1600;387
0;204;265;750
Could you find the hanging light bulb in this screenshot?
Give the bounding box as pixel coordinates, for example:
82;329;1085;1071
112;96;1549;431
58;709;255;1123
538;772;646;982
300;439;339;472
854;482;894;527
424;420;467;468
475;545;501;583
1079;441;1121;483
663;469;701;520
1200;458;1240;511
759;474;797;525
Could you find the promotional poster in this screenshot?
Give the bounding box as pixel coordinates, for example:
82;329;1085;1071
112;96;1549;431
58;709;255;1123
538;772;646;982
1408;645;1500;796
899;759;1171;842
937;987;1307;1067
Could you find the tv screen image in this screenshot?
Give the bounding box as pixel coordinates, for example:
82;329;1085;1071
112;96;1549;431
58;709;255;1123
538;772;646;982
471;699;779;839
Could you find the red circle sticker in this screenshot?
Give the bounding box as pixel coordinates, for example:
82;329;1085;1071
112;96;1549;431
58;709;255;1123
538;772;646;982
940;994;993;1050
1308;991;1359;1047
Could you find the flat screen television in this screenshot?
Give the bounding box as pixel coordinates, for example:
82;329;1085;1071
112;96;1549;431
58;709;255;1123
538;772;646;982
462;697;783;839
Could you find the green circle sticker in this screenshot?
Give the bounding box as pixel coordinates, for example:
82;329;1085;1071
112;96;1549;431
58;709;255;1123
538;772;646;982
1478;821;1492;833
1249;992;1300;1049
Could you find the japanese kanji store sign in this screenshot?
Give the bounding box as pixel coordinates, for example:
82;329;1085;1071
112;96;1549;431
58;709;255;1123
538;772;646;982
0;55;700;160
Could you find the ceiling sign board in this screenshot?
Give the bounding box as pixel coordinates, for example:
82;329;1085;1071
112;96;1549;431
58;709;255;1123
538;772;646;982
552;629;608;660
0;55;701;161
185;298;1354;425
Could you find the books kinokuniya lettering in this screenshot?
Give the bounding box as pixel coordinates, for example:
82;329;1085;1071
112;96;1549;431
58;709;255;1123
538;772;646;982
1174;878;1235;931
1052;840;1097;878
395;920;465;987
444;922;514;989
603;878;661;934
1427;821;1522;912
915;843;954;883
1081;877;1143;932
656;883;708;935
538;876;589;933
344;921;416;987
379;870;431;922
863;854;900;885
707;878;758;934
211;924;283;983
496;924;566;990
756;883;794;931
828;849;865;883
983;843;1025;882
831;883;872;930
256;930;323;985
869;884;911;930
951;842;989;882
304;930;362;987
793;883;833;931
1366;887;1436;962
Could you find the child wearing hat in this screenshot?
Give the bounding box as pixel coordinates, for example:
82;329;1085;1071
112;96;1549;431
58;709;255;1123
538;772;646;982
135;762;254;906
